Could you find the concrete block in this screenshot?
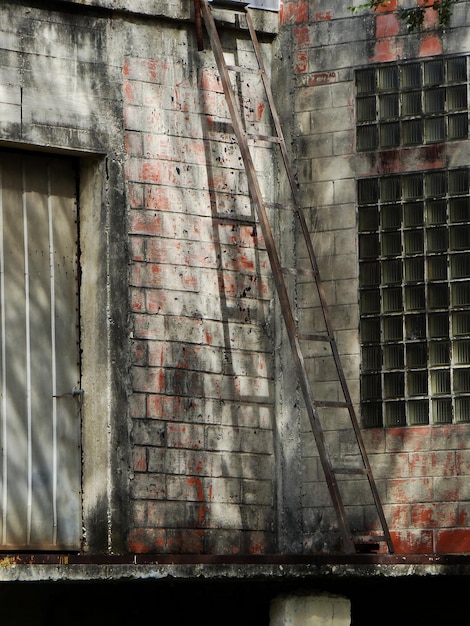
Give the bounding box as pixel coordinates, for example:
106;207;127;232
270;592;351;626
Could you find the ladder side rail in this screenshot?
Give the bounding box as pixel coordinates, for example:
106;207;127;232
195;0;204;50
245;12;358;409
200;0;393;554
245;8;394;554
245;12;301;206
245;6;380;472
291;338;357;554
200;0;357;553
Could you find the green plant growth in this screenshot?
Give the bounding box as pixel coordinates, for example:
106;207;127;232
348;0;457;31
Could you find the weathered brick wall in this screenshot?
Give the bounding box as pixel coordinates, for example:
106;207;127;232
124;17;279;554
281;0;470;554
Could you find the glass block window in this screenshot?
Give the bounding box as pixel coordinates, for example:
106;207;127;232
358;168;470;427
356;56;469;151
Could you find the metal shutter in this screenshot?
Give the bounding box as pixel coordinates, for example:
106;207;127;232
0;152;81;550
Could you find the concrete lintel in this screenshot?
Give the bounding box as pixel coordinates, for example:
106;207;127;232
8;0;279;35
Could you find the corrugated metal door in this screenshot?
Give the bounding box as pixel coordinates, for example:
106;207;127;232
0;152;81;550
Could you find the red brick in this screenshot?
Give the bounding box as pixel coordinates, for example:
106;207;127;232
145;185;172;211
371;38;403;63
385;426;433;453
129;236;145;262
132;366;166;392
131;339;148;366
147;394;185;420
123;79;141;105
456;450;470;475
125;131;143;155
436;529;470;554
410;503;457;528
362;428;386;452
387;477;432;503
128;528;166;553
129;393;146;419
295;51;308;74
375;13;400;38
280;0;309;25
166;423;205;450
130;286;145;311
132;473;166;500
390;529;433;554
132;312;165;339
293;26;310;48
199;68;223;93
133;447;148;472
382;504;410;528
127;182;144;209
408;451;456;477
124;57;172;84
145;289;168;314
147;342;170;368
130;263;164;290
419;34;442;57
432;423;470;451
167;529;204;553
129;209;163;236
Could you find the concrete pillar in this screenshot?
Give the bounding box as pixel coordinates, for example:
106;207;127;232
270;592;351;626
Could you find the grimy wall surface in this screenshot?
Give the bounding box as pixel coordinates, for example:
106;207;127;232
0;0;284;556
2;0;470;559
125;6;280;555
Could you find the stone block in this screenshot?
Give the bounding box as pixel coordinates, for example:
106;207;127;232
270;593;350;626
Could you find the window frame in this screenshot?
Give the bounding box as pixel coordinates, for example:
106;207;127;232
355;55;470;152
358;168;470;428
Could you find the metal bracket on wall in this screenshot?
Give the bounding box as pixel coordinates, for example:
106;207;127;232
54;387;84;415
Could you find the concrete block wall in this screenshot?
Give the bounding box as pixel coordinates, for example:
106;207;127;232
0;0;282;556
124;15;280;554
279;0;470;553
2;0;470;559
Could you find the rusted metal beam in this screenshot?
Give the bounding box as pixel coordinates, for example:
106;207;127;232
2;552;470;566
194;0;204;50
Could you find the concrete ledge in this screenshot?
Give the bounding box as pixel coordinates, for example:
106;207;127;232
24;0;279;35
1;556;470;582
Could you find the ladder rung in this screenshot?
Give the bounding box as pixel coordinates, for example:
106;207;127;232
246;133;281;144
209;0;249;11
282;267;316;277
212;215;257;227
297;333;332;342
315;400;351;409
354;534;387;544
226;65;261;75
198;0;394;555
333;467;368;475
353;536;385;553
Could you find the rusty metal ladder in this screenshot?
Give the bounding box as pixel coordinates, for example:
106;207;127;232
195;0;394;554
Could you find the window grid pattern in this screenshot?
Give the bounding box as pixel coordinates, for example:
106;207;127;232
358;168;470;427
356;56;469;151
